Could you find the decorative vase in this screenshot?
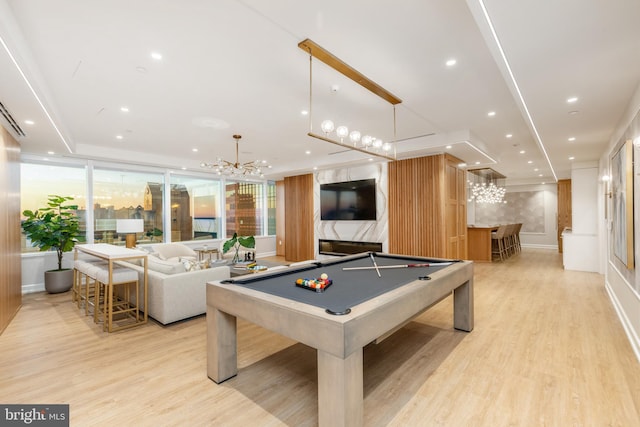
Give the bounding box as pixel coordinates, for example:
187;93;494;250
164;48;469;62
44;269;74;293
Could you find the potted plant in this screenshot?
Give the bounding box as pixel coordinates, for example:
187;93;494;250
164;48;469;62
21;195;80;293
222;232;255;264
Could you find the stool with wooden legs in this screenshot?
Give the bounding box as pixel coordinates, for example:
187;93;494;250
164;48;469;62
94;265;142;332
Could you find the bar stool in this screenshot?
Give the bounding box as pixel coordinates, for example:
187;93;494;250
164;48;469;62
94;265;141;332
73;258;107;315
491;225;508;261
513;223;523;253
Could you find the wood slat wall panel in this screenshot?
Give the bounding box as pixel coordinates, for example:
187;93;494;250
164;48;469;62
275;180;285;257
557;179;572;253
0;127;21;334
284;174;314;261
389;154;467;259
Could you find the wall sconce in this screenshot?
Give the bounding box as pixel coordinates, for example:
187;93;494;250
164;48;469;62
116;219;144;248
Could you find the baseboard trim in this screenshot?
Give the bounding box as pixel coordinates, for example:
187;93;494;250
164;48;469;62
605;279;640;364
22;283;45;294
521;244;558;250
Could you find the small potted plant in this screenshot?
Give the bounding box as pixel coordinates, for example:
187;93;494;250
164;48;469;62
21;195;80;293
222;232;255;264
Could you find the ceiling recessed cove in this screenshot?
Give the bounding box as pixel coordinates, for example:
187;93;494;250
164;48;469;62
192;117;230;129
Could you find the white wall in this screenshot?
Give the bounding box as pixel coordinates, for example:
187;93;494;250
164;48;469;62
603;81;640;362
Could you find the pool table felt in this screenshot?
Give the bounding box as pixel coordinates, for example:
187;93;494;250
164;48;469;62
223;253;457;314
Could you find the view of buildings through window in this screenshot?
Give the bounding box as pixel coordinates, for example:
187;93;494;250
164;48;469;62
20;162;276;251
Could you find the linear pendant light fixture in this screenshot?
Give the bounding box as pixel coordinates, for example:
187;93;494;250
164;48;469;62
298;39;402;161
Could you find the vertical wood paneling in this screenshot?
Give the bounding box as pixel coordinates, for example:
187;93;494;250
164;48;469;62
0;126;21;334
557;179;572;253
284;174;314;261
275;180;285;257
389;154;466;259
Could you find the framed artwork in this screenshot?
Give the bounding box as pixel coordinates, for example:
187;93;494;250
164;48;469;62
611;139;634;269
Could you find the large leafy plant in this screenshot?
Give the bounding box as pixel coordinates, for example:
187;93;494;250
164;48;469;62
222;232;255;263
21;195;80;271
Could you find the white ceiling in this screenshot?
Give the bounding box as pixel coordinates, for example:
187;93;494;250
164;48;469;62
1;0;639;183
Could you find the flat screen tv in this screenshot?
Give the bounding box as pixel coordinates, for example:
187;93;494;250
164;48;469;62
320;179;377;220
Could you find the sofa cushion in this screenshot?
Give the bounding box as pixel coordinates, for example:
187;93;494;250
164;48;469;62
153;243;197;261
148;255;186;274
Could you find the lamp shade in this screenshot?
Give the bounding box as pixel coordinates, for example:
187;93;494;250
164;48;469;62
116;219;144;234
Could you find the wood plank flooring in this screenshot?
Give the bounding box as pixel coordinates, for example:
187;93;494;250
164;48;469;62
1;248;639;426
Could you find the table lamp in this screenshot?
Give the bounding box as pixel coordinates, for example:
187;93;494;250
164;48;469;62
116;219;144;248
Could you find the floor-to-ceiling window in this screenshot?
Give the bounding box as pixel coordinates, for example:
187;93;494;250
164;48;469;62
20;159;276;250
93;168;165;246
170;174;223;241
20;162;87;251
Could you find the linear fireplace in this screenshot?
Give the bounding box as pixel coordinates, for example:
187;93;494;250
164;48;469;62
318;239;383;256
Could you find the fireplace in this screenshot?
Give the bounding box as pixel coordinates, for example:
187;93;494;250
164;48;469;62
318;239;383;256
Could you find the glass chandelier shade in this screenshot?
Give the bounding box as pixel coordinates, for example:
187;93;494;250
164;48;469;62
467;168;507;204
468;181;507;204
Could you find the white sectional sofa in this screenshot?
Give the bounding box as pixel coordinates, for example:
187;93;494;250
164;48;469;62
121;243;230;324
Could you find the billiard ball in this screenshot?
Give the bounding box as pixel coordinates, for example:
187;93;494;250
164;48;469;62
320;273;328;280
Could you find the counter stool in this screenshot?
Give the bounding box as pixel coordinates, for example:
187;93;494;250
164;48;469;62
94;265;141;332
73;259;107;315
491;225;508;261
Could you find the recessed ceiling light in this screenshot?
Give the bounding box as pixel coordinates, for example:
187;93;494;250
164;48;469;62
569;156;575;160
506;134;513;138
567;97;578;103
181;167;187;170
446;145;452;149
313;166;318;170
151;52;162;60
519;150;525;154
541;182;546;185
301;110;309;115
47;151;54;155
305;150;311;155
192;148;198;152
568;110;580;115
534;168;539;172
568;137;576;142
24;120;35;125
368;158;374;162
458;163;467;167
487;111;496;117
120;106;129;112
445;59;457;67
538;174;543;177
116;135;123;140
527;160;533;164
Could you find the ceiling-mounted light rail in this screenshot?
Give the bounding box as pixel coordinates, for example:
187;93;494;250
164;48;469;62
298;38;402;162
298;39;402;105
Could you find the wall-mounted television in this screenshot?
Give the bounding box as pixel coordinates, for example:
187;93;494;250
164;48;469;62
320;178;377;220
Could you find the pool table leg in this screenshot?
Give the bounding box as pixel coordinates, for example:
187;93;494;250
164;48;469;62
317;348;363;427
207;306;238;383
453;278;474;332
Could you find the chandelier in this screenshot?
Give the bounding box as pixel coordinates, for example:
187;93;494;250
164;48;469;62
467;168;507;204
200;134;269;177
298;39;401;161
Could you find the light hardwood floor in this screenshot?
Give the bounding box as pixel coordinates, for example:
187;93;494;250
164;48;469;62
1;248;639;426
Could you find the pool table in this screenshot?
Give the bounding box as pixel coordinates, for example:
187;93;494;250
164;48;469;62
206;252;474;427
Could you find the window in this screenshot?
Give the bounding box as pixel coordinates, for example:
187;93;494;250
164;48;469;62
267;181;276;236
169;175;222;241
20;163;87;252
225;181;264;237
93;168;164;245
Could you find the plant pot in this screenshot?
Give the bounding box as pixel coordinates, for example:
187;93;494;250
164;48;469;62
44;269;74;293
